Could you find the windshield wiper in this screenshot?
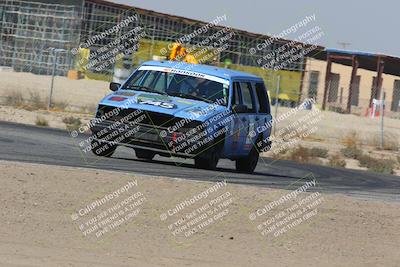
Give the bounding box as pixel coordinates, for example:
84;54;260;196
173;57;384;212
168;92;213;104
124;85;168;96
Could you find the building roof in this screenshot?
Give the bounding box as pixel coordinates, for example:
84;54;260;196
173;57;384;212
142;60;263;80
313;48;400;77
86;0;323;51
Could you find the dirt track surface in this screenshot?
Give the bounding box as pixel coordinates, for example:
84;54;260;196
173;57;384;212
0;160;399;267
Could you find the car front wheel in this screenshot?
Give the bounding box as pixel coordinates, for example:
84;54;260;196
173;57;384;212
194;146;220;170
135;149;156;160
91;139;117;157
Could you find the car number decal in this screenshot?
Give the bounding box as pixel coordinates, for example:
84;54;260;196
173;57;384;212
138;99;176;109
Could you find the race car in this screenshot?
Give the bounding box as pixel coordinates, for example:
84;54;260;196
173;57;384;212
90;60;272;173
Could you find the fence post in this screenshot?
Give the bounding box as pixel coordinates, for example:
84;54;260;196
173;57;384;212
273;75;280;136
48;50;57;110
380;89;385;149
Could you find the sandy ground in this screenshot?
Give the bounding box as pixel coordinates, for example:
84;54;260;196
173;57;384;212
0;160;399;267
276;105;400;144
0;105;92;130
0;71;109;109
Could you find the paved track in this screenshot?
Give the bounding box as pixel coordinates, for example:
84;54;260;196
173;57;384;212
0;121;399;201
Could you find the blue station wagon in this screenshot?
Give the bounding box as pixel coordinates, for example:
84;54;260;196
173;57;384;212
90;61;272;173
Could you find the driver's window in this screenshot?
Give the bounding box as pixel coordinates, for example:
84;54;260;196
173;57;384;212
141;71;159;88
153;72;167;91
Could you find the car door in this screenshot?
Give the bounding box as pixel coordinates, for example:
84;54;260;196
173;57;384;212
252;81;272;150
224;81;243;157
237;81;258;155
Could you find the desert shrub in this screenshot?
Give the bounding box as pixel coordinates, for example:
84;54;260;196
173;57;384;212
80;104;97;114
340;131;359;149
284;146;329;164
29;91;46;110
5;91;24;107
62;116;82;131
35;116;48;127
340;130;364;159
357;154;374;167
340;146;363;159
367;133;399;151
328;154;346;168
358;154;394;174
284;146;311;163
309;147;329;158
368;159;394;174
52;101;69;111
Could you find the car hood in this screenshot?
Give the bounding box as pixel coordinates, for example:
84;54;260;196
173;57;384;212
99;90;228;122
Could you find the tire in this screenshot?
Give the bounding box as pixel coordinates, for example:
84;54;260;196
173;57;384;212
135;149;155;160
194;146;220;170
235;147;259;174
91;139;117;157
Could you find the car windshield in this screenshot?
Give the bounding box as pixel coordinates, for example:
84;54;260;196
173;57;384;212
122;69;229;106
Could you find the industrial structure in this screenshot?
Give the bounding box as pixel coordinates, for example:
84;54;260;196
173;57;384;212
0;0;314;73
0;0;400;115
302;50;400;115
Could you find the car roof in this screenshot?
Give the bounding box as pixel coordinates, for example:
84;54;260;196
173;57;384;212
141;61;263;81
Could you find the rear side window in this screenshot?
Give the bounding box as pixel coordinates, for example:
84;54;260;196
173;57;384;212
253;82;270;114
239;82;255;113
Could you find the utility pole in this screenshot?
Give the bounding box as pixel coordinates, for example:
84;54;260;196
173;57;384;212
379;89;385;149
273;75;280;136
47;48;66;110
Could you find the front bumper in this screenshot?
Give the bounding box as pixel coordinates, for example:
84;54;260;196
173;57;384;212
90;119;208;158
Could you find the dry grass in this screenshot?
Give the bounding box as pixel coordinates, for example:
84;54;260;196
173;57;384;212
5;91;24;107
309;147;329;158
79;104;97;115
341;146;363;159
282;145;326;165
4;90;47;111
357;154;395;175
303;135;324;142
340;130;364;159
62;116;82;131
52;101;69;111
283;145;311;163
35;116;49;127
28;91;47;110
340;130;360;149
367;133;399;151
328;154;346;168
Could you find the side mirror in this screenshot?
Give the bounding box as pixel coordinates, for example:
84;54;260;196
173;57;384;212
109;82;121;91
232;104;248;113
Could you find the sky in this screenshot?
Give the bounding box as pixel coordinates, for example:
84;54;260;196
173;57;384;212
110;0;400;57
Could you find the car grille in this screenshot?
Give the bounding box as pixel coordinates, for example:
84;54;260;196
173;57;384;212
96;105;198;129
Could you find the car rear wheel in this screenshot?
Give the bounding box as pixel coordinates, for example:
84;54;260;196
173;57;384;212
135;149;156;160
91;139;117;157
235;147;259;174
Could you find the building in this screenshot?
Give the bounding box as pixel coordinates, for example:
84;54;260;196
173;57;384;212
302;49;400;115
